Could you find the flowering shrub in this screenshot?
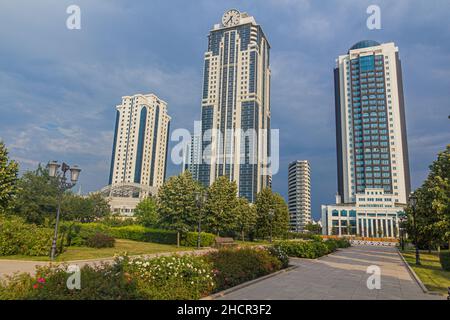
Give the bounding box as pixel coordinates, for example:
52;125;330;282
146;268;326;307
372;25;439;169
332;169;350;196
33;277;46;289
0;247;289;300
207;247;282;291
0;262;140;300
122;254;215;299
267;245;289;268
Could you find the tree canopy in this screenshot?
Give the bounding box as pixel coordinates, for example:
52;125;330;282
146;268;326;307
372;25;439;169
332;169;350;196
234;197;257;241
13;165;59;225
255;188;290;240
0;141;19;213
12;165;109;225
406;145;450;249
157;171;202;233
204;176;239;236
134;196;159;228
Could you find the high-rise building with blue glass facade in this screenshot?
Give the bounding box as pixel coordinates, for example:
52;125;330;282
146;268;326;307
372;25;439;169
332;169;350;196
322;41;411;238
197;10;271;202
334;40;410;205
183;133;201;181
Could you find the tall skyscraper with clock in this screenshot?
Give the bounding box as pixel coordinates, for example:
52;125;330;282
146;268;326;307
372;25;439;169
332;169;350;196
196;9;272;202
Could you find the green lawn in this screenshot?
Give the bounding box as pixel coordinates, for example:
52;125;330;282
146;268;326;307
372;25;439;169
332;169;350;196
235;240;270;247
0;239;195;262
401;250;450;295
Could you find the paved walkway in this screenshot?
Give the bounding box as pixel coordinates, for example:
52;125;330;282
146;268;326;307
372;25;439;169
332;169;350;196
218;246;444;300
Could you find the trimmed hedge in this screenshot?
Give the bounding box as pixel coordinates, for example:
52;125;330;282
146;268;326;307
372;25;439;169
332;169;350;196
274;240;330;259
275;239;352;259
65;222;112;246
181;232;216;247
110;225;177;244
0;216;53;256
324;239;338;253
334;238;351;248
86;233;115;248
65;223;216;247
439;251;450;271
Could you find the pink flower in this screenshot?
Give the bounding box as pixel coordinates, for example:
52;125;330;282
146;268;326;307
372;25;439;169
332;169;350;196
37;278;46;283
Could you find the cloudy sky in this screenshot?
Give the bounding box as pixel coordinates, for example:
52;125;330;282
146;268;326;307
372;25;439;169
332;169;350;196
1;0;449;220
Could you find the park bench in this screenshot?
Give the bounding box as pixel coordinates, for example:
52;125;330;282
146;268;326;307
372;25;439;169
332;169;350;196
214;237;237;248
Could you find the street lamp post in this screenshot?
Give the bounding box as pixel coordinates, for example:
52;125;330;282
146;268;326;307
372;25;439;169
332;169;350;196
399;214;406;251
268;209;275;243
409;192;420;266
195;191;207;250
47;161;81;260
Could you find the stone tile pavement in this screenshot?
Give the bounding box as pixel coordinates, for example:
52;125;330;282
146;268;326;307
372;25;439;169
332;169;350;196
217;246;444;300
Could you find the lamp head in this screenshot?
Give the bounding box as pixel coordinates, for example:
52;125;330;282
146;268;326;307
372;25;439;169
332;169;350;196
47;161;60;177
69;165;81;183
409;192;417;208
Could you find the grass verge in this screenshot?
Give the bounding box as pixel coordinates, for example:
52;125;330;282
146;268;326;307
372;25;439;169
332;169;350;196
0;239;194;262
401;250;450;295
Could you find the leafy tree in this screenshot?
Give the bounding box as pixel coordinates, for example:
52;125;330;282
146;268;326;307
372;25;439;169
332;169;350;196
13;164;109;225
234;197;257;241
407;145;450;250
255;188;274;239
271;192;290;238
62;192;110;223
305;223;322;235
134;196;159;228
157;171;202;246
204;176;239;236
13;165;59;225
255;188;290;240
89;193;111;220
0;141;19;213
428;145;450;249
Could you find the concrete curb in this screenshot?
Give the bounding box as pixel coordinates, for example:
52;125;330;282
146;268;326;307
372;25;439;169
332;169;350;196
396;249;444;297
201;265;299;300
317;248;345;260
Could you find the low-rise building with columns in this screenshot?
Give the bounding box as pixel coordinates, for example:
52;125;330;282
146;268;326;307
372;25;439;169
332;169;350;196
321;188;405;238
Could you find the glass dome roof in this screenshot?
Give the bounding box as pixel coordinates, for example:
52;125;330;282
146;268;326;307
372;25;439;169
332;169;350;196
349;40;380;51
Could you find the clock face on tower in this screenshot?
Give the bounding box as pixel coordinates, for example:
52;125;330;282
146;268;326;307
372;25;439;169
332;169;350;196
222;9;241;27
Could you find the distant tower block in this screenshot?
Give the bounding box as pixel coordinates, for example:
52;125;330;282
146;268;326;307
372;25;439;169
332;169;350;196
288;160;311;232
